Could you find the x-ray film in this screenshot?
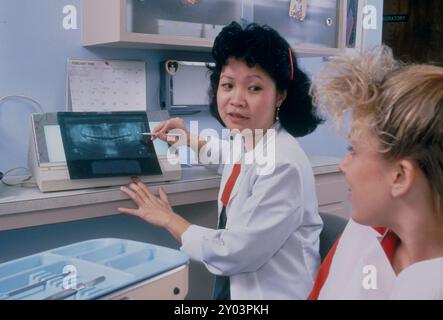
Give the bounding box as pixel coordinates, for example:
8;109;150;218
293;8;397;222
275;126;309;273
57;112;162;179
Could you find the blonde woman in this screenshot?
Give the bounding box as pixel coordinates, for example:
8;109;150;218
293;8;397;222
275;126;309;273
309;46;443;299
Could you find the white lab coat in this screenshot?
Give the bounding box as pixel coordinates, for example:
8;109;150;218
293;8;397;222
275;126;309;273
314;219;443;300
181;123;322;299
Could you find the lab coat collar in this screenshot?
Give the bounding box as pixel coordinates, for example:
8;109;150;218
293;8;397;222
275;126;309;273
247;121;281;153
226;121;282;153
242;121;282;157
220;122;282;212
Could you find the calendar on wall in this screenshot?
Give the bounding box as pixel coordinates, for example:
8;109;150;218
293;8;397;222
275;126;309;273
66;58;147;112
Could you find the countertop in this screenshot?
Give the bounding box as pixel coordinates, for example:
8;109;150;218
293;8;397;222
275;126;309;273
0;156;341;230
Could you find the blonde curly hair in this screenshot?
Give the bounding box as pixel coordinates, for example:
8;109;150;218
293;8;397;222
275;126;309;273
311;46;443;212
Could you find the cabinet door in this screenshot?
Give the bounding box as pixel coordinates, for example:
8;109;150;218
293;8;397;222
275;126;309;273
250;0;340;48
126;0;242;39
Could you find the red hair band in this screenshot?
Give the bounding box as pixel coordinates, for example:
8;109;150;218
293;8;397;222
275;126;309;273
288;47;294;81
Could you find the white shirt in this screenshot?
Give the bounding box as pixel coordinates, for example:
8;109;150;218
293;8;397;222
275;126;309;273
313;219;443;300
180;123;322;299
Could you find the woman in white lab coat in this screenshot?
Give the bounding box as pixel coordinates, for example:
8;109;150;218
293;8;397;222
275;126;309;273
118;22;323;300
309;46;443;299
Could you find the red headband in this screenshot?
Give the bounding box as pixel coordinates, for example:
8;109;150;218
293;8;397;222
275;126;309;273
288;47;294;81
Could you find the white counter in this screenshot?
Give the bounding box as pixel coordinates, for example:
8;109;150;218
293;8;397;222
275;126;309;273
0;156;347;231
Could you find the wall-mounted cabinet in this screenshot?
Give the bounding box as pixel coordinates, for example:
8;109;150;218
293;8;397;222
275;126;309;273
82;0;361;57
251;0;344;56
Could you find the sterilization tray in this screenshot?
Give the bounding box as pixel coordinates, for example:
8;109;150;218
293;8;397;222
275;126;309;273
0;238;189;300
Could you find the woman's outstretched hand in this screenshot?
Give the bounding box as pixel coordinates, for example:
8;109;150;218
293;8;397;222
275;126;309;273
118;178;174;228
118;178;191;243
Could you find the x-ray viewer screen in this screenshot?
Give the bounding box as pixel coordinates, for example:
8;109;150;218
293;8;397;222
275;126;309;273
57;112;161;179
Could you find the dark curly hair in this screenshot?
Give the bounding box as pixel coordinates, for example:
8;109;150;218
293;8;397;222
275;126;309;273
208;21;323;137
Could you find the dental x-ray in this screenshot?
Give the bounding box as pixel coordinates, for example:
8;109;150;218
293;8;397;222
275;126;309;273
57;112;162;179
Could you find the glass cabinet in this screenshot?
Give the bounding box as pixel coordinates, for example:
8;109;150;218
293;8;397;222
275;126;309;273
127;0;241;39
251;0;339;49
82;0;355;56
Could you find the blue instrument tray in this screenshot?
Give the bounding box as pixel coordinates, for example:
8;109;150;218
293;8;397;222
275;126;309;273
0;238;189;300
